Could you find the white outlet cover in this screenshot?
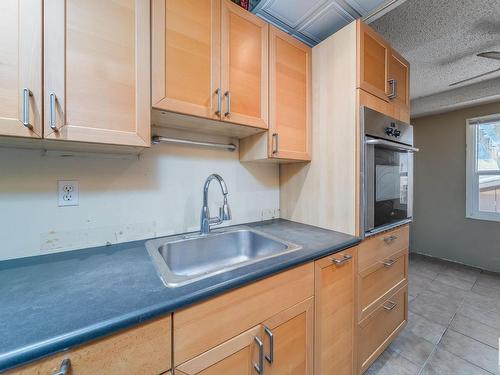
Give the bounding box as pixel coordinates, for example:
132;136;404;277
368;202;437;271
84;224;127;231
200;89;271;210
58;180;79;207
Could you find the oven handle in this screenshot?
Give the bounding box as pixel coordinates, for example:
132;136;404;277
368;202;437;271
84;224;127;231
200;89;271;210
365;139;419;152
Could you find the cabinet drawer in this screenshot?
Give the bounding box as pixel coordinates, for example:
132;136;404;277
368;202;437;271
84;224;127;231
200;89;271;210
359;225;409;272
174;263;314;365
7;315;172;375
358;286;407;373
359;251;407;320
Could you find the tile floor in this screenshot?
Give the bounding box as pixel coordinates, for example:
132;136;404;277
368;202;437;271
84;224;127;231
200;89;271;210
366;253;500;375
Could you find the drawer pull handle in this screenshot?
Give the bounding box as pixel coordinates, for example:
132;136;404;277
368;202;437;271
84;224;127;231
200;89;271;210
254;336;264;374
224;91;231;117
53;359;71;375
215;88;222;116
383;258;396;268
332;254;353;266
264;326;274;364
272;133;279;155
383;235;398;244
22;88;32;129
383;300;397;311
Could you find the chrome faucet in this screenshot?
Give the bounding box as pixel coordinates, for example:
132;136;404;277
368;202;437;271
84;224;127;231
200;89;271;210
200;174;232;235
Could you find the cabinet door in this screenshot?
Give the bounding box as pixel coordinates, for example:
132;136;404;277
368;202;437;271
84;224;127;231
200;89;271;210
152;0;221;120
175;325;262;375
262;297;314;375
388;48;410;112
44;0;150;146
314;247;356;375
221;0;268;129
358;21;390;102
269;26;311;161
0;0;42;138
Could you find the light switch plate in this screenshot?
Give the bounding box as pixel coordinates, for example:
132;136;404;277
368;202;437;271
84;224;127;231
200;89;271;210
58;180;79;207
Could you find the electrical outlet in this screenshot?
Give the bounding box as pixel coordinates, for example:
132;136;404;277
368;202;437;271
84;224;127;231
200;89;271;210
58;180;79;207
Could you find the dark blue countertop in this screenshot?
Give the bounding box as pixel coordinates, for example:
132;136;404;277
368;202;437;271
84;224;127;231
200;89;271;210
0;219;359;372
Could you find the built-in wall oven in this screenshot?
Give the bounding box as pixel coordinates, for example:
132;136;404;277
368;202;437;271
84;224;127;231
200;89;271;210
362;107;419;236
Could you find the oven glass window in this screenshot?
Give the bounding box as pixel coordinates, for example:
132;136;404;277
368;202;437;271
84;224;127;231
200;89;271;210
374;148;409;227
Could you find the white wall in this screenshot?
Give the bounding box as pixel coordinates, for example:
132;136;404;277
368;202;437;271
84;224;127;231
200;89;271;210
0;140;280;260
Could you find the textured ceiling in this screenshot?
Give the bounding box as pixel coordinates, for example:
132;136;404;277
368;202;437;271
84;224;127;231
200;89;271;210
371;0;500;101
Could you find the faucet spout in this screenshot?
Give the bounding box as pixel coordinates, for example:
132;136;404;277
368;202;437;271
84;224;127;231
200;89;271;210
200;174;232;235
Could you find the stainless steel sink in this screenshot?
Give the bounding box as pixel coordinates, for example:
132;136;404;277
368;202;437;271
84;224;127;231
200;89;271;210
146;227;302;287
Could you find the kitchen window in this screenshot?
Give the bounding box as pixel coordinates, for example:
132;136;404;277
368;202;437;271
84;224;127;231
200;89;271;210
466;114;500;222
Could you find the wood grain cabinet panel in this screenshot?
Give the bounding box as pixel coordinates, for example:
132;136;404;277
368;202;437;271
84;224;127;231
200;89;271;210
0;0;43;138
314;247;356;375
176;326;262;375
263;297;314;375
239;26;311;162
388;48;410;117
43;0;150;146
152;0;221;120
221;0;268;129
358;225;409;272
357;21;390;102
269;26;311;160
358;250;408;321
358;286;408;373
174;263;314;366
6;316;172;375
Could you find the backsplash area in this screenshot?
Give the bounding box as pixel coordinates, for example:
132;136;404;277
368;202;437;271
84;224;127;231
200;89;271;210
0;143;279;260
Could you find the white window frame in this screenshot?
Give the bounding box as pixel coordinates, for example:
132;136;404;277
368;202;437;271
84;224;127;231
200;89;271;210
466;114;500;222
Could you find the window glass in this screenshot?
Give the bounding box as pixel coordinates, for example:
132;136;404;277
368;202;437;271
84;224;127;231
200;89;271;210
479;175;500;212
477;122;500;171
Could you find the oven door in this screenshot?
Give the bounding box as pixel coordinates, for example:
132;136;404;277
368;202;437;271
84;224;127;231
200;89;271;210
364;137;418;233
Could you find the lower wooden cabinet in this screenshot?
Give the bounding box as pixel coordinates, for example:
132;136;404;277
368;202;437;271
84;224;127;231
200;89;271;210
175;325;263;375
358;286;408;373
356;225;409;374
315;247;357;375
176;297;314;375
262;297;314;375
6;315;172;375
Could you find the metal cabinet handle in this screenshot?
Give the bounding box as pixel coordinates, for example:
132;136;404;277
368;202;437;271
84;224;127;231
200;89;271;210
215;88;221;116
272;133;279;154
22;88;32;128
382;300;397;311
388;79;397;99
49;92;58;131
332;254;353;266
383;258;396;268
254;337;264;374
383;235;398;244
224;91;231;117
264;326;274;364
53;358;71;375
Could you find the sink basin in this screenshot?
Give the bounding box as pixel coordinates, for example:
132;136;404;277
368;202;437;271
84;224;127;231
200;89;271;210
146;228;302;287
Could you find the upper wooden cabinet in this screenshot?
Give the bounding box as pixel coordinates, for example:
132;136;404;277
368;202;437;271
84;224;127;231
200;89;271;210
44;0;150;146
221;0;268;128
357;21;410;121
358;21;390;101
152;0;221;120
269;26;311;160
0;0;43;139
388;48;410;113
315;247;356;375
240;26;311;162
152;0;268;129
